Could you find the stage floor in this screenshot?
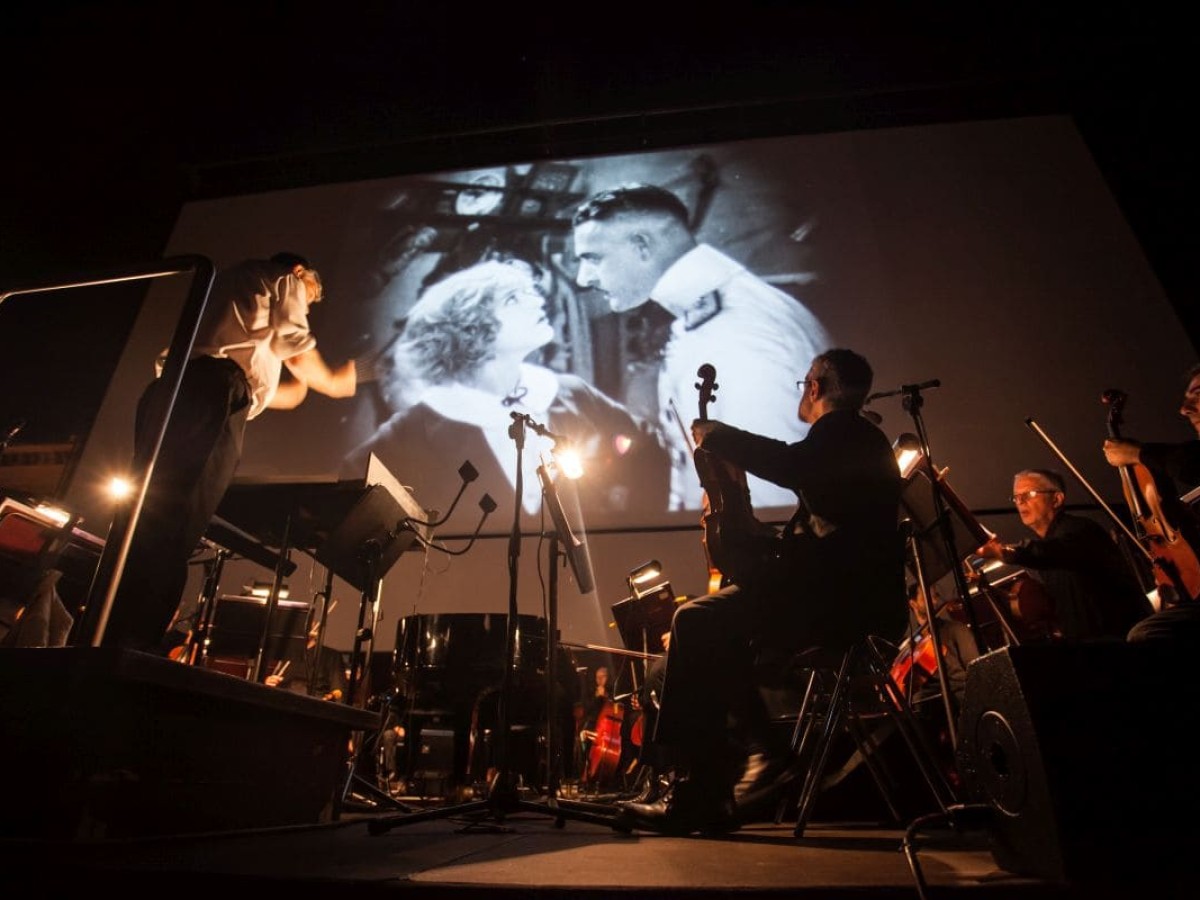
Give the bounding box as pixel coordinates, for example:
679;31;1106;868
2;806;1193;899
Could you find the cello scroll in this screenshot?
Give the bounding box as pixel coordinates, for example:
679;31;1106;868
692;365;779;586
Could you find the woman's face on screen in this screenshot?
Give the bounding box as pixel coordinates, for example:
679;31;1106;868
492;279;555;358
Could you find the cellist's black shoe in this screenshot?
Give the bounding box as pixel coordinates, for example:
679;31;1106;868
621;768;671;804
616;777;738;836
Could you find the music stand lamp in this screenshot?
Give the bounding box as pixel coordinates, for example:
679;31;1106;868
368;414;617;835
611;560;675;657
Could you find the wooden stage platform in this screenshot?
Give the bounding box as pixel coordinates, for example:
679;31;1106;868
2;643;1199;898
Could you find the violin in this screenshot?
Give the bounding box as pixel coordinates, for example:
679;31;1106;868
692;364;778;586
1103;389;1200;604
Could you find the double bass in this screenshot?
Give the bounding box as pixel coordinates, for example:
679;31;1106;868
1103;389;1200;605
692;364;780;586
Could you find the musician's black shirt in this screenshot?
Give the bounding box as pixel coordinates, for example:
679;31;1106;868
1007;512;1154;641
1140;440;1200;493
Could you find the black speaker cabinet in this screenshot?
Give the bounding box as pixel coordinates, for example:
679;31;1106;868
956;642;1200;884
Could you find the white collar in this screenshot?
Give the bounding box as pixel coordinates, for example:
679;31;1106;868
420;362;559;428
650;244;741;318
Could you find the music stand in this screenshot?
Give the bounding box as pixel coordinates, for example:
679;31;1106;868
367;416;618;835
214;456;428;812
899;464;991;587
610;585;675;657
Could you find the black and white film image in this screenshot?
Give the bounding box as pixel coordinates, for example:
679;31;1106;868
153;116;1193;544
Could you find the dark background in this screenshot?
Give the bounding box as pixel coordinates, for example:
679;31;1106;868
2;4;1197;443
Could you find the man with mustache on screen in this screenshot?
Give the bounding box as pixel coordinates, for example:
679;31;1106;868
571;183;830;513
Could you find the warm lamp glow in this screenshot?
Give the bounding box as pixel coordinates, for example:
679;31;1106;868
555;445;584;480
106;476;135;502
33;502;71;526
630;560;663;585
627;559;666;598
892;433;923;479
245;581;289;600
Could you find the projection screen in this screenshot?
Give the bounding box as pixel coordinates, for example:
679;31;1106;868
70;114;1197;651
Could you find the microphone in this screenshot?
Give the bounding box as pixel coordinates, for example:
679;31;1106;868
510;411;569;446
1;419;25;452
866;380;942;402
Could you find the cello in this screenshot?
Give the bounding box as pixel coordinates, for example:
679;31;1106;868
692;364;779;586
889;627;940;697
1103;389;1200;605
581;698;625;788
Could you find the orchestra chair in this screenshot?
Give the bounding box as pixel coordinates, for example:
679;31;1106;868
773;635;958;837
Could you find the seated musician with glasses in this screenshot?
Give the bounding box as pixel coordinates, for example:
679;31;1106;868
615;348;906;835
976;469;1153;641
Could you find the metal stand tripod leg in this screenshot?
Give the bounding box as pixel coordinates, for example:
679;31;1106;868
367;418;618;835
337;557;413;814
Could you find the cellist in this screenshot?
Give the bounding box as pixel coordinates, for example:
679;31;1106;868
1103;363;1200;642
890;582;980;706
613;349;906;835
1104;364;1200;507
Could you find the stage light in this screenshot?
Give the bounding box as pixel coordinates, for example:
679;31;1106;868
106;475;135;502
613;434;633;456
554;445;584;480
893;433;924;479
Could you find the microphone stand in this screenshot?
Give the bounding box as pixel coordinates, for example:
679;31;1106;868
367;416;617;835
902;519;960;749
900;383;988;660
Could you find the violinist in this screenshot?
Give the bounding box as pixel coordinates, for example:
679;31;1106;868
614;349;906;835
892;582;980;707
976;469;1153;641
1102;363;1200;643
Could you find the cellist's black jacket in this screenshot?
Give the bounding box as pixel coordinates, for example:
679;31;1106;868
701;408;907;647
1139;440;1200;492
